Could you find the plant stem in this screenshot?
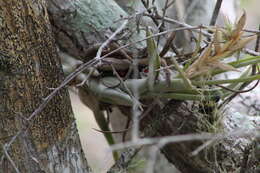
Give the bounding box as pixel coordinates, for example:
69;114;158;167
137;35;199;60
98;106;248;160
192;74;260;86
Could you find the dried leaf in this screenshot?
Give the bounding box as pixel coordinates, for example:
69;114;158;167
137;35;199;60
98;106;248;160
184;11;256;79
197;43;212;65
210;61;240;72
231;11;246;39
230;35;257;52
185;43;213;78
211;50;233;61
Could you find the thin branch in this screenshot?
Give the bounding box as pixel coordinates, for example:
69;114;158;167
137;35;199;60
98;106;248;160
158;0;171;37
131;86;142;141
252;25;260;74
110;64;136;102
107;148;141;173
159;31;176;57
96;20;129;61
3;145;20;173
254;25;260;52
151;14;212;38
145;146;159;173
215;79;259;94
191;138;216;156
210;0;223;26
166;0;175;9
244;48;260;56
110;129;258;151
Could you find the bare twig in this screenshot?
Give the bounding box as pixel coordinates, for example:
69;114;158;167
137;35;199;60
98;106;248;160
254;25;260;52
145;146;159;173
157;0;172;43
191;138;216;156
3;145;20;173
216;79;260;94
122;116;132;142
160;31;176;57
210;0;223;26
244;48;260;56
107;147;141;173
96;20;129;62
110;42;133;61
151;14;212;38
111;63;143;141
240;143;254;173
252;25;260;74
131;88;141;141
243;28;260;34
110;129;258;151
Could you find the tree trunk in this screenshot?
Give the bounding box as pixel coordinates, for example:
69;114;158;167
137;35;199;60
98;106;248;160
0;0;90;172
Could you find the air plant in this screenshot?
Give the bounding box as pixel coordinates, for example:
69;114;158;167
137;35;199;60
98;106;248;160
65;12;260;157
185;12;256;79
70;12;260;106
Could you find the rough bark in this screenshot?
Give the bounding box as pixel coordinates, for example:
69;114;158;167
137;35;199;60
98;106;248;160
140;100;258;172
47;0;144;63
0;0;90;172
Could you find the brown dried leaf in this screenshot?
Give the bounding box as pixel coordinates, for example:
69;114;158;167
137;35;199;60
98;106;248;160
197;43;212;65
210;61;240;72
229;35;257;52
186;66;211;78
210;50;233;61
184;11;255;79
185;42;214;78
231;11;246;39
220;31;242;53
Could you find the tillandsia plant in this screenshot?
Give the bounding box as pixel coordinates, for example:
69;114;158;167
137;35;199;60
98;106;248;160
185;12;256;79
77;12;259;106
65;12;260;159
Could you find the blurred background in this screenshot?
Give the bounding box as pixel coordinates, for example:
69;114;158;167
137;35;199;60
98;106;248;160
70;0;260;172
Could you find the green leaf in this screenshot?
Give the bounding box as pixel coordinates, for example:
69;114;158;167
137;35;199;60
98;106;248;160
146;27;161;91
219;66;252;99
211;56;260;75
